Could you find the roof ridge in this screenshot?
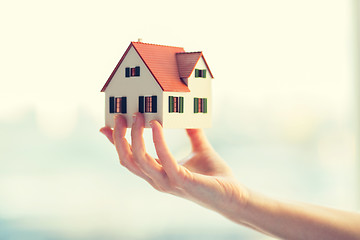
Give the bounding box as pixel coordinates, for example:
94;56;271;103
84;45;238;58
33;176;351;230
131;41;184;49
176;51;202;54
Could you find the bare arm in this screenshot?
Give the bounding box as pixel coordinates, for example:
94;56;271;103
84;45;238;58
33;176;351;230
100;113;360;240
239;190;360;239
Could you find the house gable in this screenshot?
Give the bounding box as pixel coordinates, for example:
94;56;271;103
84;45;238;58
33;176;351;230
101;42;191;93
176;52;214;79
162;55;213;128
103;45;164;128
104;46;162;94
101;43;132;92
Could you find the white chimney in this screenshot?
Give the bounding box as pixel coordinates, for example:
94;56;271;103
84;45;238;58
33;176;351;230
138;38;142;42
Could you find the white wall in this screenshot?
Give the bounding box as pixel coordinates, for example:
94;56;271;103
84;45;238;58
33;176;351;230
163;57;212;128
104;46;163;128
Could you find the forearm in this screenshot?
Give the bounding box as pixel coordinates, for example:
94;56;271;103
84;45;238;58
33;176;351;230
234;190;360;240
102;118;360;239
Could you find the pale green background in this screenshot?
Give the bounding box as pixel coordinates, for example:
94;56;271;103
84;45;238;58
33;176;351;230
0;0;359;239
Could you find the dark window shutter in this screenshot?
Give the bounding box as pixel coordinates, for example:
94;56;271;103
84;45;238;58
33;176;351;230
135;66;140;76
171;96;175;112
121;97;127;113
125;67;130;77
194;98;198;113
139;96;144;113
203;98;207;113
169;96;173;112
171;97;174;112
168;97;170;112
152;96;157;113
195;69;199;78
179;97;184;113
109;97;115;113
203;70;207;78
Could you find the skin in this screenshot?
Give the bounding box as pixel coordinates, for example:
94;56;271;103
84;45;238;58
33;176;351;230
100;113;360;240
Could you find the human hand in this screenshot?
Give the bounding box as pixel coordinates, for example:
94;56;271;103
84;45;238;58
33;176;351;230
100;113;360;239
100;113;249;221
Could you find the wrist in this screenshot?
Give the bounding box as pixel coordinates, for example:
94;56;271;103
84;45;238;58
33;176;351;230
218;182;251;224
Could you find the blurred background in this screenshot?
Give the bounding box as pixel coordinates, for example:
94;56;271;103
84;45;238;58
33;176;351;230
0;0;359;239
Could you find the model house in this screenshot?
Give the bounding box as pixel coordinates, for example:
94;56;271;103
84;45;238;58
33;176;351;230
101;41;214;128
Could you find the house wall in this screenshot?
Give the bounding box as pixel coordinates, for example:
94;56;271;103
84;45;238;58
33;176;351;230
104;46;163;128
162;57;212;128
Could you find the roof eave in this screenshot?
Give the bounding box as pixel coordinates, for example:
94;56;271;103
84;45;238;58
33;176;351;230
163;88;191;93
201;53;214;79
183;53;214;79
131;42;165;91
100;43;133;92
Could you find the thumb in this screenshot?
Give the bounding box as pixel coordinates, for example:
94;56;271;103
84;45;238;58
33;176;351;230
186;129;211;152
151;120;179;178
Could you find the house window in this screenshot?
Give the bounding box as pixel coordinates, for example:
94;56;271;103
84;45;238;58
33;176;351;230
109;96;127;114
125;66;140;77
169;96;184;113
194;98;207;113
145;96;152;113
195;69;207;78
139;95;157;113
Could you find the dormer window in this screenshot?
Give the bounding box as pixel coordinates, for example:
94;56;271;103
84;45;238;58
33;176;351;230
195;69;206;78
125;66;140;77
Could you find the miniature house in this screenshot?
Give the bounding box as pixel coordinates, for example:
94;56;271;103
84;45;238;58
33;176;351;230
101;41;214;128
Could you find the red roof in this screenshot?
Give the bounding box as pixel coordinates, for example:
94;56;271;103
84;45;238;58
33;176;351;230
101;42;213;92
176;52;214;79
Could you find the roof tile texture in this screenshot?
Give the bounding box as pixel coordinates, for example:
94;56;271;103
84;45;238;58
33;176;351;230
176;52;203;79
101;42;213;93
132;42;189;92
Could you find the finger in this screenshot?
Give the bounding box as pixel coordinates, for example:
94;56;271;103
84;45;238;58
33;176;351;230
150;120;179;178
100;126;114;144
111;116;162;191
131;113;163;178
113;115;132;164
130;112;146;158
113;115;149;178
186;129;211;151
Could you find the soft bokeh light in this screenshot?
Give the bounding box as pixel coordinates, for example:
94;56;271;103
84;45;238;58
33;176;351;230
0;0;358;239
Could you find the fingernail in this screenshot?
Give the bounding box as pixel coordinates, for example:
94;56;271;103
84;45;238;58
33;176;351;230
149;120;154;128
132;113;137;124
